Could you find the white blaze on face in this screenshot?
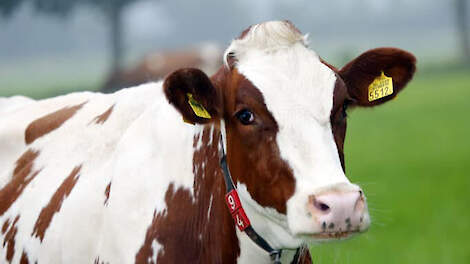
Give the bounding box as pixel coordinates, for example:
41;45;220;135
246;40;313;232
236;45;346;186
228;21;352;240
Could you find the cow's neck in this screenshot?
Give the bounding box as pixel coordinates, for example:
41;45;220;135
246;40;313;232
182;124;238;263
188;124;266;263
191;124;301;264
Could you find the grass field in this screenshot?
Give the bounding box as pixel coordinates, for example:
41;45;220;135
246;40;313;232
1;64;469;263
310;66;470;263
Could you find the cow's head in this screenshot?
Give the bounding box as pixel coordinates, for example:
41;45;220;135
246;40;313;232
163;21;416;248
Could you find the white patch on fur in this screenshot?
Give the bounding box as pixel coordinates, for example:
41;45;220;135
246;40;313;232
150;240;162;263
219;120;228;152
237;183;302;249
207;194;213;219
236;228;271;264
194;125;204;150
207;124;215;146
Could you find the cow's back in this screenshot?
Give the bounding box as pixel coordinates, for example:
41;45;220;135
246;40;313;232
0;82;195;263
0;96;34;114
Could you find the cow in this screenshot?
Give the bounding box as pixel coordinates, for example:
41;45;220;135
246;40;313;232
101;43;223;93
0;20;416;264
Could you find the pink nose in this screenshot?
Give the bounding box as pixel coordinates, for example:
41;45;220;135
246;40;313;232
308;190;366;232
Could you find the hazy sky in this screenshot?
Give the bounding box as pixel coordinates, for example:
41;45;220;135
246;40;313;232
0;0;465;90
0;0;458;58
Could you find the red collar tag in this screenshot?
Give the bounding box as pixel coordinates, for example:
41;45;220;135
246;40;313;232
225;189;251;231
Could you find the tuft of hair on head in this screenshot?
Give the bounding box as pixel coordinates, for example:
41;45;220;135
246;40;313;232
223;20;309;68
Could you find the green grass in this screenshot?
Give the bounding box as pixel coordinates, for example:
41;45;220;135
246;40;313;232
310;67;470;263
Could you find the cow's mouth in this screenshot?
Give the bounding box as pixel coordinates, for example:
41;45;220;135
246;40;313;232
298;229;363;242
311;230;358;239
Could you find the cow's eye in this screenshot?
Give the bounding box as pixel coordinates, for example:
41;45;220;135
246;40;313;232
236;109;255;125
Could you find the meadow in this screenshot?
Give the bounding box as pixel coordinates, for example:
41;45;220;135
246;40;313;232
0;64;469;263
310;66;470;263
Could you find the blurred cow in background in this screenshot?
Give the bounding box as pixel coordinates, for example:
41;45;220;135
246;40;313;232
101;43;223;93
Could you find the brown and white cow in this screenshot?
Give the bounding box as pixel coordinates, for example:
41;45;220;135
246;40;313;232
0;21;415;263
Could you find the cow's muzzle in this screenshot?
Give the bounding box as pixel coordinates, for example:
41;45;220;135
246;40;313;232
306;188;370;239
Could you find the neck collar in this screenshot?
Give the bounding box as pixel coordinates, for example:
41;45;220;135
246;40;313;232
218;120;286;263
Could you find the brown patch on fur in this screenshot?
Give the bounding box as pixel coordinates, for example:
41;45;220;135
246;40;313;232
330;78;350;171
222;69;295;214
0;150;40;216
13;150;39;176
319;58;349;171
25;102;87;144
135;127;239;264
2;218;10;234
90;104;115;125
104;182;111;205
31;165;82;242
20;250;29;264
3;215;19;263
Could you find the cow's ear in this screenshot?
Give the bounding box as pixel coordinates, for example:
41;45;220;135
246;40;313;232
339;48;416;107
164;68;221;124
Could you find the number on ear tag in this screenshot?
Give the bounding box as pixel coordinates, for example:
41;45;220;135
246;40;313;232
187;93;212;119
368;71;394;102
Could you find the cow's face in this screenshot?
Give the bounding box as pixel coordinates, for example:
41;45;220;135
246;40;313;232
164;21;416;248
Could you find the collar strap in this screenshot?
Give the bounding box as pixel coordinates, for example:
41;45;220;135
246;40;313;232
218;132;282;263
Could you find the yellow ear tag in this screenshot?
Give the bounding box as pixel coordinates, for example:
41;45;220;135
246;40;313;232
368;71;393;102
187;93;212;119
